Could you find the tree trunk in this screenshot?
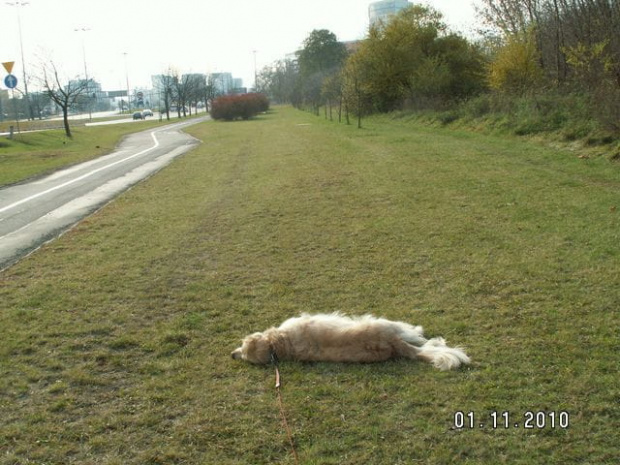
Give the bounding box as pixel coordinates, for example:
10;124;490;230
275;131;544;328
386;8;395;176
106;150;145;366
62;107;72;138
338;96;342;123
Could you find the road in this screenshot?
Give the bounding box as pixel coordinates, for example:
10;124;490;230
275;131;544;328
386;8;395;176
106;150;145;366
0;117;207;270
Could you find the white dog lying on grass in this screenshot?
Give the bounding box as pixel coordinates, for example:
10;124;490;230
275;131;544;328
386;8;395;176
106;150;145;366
231;313;470;371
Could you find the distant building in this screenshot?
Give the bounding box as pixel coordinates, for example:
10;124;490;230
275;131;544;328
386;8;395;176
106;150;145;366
65;79;109;112
208;73;234;95
67;78;103;97
369;0;411;26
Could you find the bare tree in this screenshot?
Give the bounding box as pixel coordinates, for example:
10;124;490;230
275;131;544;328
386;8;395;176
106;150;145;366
205;75;218;110
478;0;541;35
40;61;90;138
170;72;188;118
185;74;207;114
154;71;175;121
257;59;298;104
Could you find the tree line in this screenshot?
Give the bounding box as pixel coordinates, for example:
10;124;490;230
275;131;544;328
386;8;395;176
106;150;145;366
258;2;620;134
2;59;223;138
480;0;620;131
154;71;219;121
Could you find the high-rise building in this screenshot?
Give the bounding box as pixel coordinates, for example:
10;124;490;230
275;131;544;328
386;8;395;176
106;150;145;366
208;73;234;95
369;0;411;26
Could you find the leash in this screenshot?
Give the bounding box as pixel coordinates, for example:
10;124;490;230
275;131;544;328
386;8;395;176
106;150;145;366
271;351;300;465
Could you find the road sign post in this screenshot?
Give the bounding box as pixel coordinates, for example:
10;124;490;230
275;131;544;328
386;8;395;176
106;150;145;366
2;61;21;135
2;69;21;136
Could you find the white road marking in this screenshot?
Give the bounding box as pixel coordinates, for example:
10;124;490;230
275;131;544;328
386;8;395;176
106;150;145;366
0;129;160;216
0;142;195;269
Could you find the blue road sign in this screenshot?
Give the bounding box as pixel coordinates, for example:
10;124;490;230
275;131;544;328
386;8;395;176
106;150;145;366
4;74;18;89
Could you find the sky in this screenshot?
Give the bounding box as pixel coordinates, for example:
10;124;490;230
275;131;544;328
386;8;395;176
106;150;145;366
0;0;482;93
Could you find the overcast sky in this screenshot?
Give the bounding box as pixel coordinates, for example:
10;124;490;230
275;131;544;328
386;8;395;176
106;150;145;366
0;0;482;93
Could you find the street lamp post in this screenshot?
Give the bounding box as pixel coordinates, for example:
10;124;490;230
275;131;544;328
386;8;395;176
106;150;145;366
6;1;32;120
253;50;258;92
123;52;130;113
74;27;92;120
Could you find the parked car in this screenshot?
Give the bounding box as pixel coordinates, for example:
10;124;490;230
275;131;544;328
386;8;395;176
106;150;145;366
132;111;144;120
142;109;153;117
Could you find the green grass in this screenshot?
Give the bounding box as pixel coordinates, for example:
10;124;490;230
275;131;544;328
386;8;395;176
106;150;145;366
1;106;619;464
0;119;175;187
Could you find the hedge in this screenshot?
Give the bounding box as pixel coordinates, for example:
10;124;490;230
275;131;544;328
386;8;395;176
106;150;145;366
210;93;270;121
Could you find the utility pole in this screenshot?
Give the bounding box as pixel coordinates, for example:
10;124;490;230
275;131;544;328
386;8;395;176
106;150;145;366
123;52;131;113
6;1;32;120
74;27;92;120
253;50;258;92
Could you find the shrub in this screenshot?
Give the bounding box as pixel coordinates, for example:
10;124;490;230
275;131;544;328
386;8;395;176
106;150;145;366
210;93;269;121
488;32;543;96
590;81;620;134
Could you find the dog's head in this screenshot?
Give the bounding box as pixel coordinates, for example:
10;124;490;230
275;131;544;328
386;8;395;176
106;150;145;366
231;332;272;364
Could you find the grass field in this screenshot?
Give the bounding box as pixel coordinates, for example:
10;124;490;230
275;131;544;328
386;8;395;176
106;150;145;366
1;106;618;464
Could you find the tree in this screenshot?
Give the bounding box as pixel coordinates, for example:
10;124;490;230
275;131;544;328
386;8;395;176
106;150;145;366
204;74;218;110
257;59;298;104
321;72;342;121
297;29;348;77
344;5;484;112
186;74;207;114
159;73;175;121
478;0;620;88
28;91;51;119
488;31;543;95
477;0;540;36
172;73;188;118
342;55;371;127
40;61;90;138
295;29;348;112
478;0;620;132
431;34;487;101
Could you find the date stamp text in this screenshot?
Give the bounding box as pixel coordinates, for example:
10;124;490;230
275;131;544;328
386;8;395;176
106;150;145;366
453;411;570;430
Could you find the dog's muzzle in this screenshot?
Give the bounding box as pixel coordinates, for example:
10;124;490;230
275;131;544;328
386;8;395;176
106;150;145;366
231;348;243;360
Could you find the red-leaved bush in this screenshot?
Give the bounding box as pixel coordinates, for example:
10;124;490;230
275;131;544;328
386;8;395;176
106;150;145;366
210;93;269;121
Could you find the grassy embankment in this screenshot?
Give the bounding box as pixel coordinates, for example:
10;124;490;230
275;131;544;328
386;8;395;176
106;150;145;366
402;92;620;161
1;106;618;464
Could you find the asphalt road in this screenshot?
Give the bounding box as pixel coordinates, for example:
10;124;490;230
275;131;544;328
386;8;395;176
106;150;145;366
0;117;207;270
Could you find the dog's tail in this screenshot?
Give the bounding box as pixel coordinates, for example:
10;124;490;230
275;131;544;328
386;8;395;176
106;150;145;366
417;337;470;371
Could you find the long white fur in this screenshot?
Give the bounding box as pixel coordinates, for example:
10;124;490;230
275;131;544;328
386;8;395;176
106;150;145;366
289;313;470;370
232;312;470;370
